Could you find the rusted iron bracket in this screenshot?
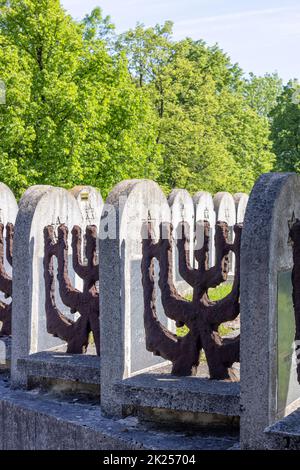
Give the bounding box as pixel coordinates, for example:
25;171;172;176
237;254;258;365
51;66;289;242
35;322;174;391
43;224;100;355
0;223;14;336
141;220;241;380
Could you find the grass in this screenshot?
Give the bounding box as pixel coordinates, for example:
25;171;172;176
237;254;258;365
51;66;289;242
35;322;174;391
177;282;233;338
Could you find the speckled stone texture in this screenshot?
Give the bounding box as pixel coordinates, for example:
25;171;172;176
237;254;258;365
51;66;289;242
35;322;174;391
11;186;83;388
234;193;249;224
240;172;300;450
0;376;238;450
265;408;300;449
114;371;240;416
17;351;100;384
99;180;172;418
70;185;103;232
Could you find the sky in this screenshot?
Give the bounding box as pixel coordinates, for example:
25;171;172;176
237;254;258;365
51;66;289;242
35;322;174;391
61;0;300;83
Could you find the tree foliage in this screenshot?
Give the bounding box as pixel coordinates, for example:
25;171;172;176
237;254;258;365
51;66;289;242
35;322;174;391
117;25;275;193
270;81;300;172
0;1;280;198
0;0;161;197
243;72;283;118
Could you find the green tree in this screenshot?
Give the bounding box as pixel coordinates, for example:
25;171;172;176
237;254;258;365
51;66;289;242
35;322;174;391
118;25;275;193
0;0;161;197
270;81;300;172
243;72;283;118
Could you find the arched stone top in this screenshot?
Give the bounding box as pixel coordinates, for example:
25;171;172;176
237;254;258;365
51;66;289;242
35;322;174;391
234;192;249;224
70;185;103;204
12;185;83;357
193;191;216;226
104;179;170;243
168;188;193;207
70;185;103;230
168;188;194;232
0;182;18;224
241;173;299;273
16;186;82;241
213;191;236;226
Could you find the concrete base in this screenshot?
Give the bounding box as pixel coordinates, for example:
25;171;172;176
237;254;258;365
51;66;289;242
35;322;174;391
114;371;240;418
18;352;100;385
0;377;238;450
265;409;300;450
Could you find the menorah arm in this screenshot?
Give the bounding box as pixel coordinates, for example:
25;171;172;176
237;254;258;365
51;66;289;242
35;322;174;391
176;221;198;286
158;225;193;325
207;224;242;326
71;225;89;279
43;227;75;342
57;225;83;311
141;238;199;375
202;329;239;380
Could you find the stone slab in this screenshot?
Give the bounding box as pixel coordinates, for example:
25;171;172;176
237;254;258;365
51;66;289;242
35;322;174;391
265;408;300;450
240;173;300;450
114;372;240;416
11;185;83;388
17;351;100;385
0;378;238;450
100;179;173;417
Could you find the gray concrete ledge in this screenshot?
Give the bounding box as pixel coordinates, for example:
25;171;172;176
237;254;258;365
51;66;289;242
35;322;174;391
0;378;238;450
17;352;100;385
265;409;300;450
114;372;240;416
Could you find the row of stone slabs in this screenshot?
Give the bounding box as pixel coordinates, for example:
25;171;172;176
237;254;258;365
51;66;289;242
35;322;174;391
2;175;300;449
0;182;245;373
0;181;245;440
1;175;299;452
2;174;300;450
11;174;300;450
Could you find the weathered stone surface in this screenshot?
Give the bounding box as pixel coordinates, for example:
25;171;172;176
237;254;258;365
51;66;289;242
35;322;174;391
17;351;100;384
168;189;194;295
240;172;300;450
70;185;103;232
265;408;300;450
234;193;249;224
99;179;172;417
11;186;83;388
193;192;216;267
114;371;240;416
0;377;238;450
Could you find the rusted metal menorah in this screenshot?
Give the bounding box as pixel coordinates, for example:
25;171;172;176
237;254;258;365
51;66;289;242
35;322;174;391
0;223;14;336
43;224;100;355
141;220;242;380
